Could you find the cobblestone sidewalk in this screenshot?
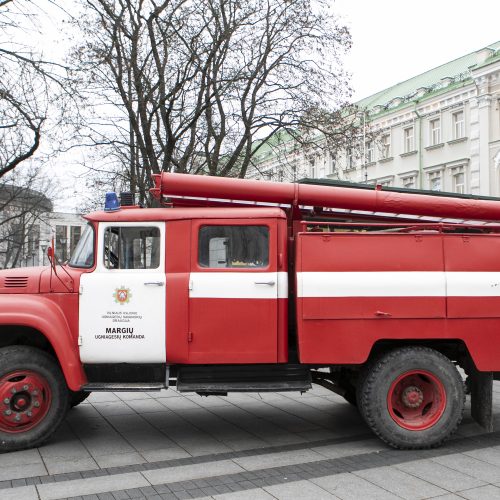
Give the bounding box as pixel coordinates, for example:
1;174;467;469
2;383;500;499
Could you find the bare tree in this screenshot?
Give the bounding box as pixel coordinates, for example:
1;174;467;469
0;2;46;177
0;1;80;177
0;2;80;267
0;167;55;269
71;0;359;205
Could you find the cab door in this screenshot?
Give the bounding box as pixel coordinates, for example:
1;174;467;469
79;221;166;363
188;219;281;363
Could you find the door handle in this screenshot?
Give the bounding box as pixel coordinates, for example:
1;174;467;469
254;281;276;286
144;281;165;286
375;310;392;317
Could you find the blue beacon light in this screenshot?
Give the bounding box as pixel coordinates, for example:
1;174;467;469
104;192;121;212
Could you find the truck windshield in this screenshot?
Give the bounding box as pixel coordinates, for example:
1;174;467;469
68;223;95;268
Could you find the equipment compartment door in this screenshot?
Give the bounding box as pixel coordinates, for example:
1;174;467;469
298;233;446;320
296;232;447;365
445;234;500;318
188;219;283;363
79;222;166;363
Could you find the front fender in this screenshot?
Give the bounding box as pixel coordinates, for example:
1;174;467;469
0;295;86;391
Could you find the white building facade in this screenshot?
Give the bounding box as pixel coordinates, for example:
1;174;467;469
0;186;86;269
253;43;500;197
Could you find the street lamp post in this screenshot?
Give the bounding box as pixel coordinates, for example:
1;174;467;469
40;242;48;266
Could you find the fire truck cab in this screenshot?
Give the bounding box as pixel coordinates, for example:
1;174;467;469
0;173;498;452
79;207;288;366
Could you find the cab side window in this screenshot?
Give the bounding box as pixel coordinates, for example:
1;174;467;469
198;225;269;268
104;227;160;269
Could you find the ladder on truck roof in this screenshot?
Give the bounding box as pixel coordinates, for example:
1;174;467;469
151;172;500;227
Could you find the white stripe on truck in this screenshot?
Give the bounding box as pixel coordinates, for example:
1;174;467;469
297;271;500;297
189;272;288;299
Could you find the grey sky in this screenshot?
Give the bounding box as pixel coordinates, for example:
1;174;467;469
15;1;500;105
334;0;500;101
34;1;500;110
6;0;500;211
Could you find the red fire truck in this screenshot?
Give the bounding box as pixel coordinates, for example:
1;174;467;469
0;172;499;452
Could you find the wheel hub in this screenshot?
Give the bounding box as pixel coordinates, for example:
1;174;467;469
387;369;446;431
0;371;50;433
401;386;424;408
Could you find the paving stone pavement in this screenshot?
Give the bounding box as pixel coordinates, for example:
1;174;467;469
3;383;500;499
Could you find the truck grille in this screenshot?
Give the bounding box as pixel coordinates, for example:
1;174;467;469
3;276;29;288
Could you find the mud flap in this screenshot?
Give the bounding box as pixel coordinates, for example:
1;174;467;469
470;370;494;432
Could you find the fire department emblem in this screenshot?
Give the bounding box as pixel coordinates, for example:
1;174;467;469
113;287;132;305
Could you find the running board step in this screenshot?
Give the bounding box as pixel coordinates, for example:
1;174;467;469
81;382;165;392
177;364;311;393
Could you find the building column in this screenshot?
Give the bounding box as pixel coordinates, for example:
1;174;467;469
478;94;492;195
468;96;480;194
470;74;492;195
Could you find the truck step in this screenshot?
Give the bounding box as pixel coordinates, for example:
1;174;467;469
177;364;311;393
81;382;165;392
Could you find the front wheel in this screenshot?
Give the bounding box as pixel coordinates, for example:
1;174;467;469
357;346;464;449
0;346;69;452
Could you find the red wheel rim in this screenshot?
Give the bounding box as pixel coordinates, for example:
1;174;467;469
0;370;51;433
387;370;446;431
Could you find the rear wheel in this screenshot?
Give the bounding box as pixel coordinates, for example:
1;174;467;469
0;346;69;452
357;346;464;449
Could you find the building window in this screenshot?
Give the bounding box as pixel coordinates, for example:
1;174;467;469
380;134;391;159
430;177;441;191
428;171;442;191
403;127;414;153
309;157;316;178
27;225;40;255
70;226;82;255
378;179;392;187
55;225;68;262
26;224;40;266
452;110;464;139
402;176;416;189
346;148;353;170
329;154;336;174
452;169;465;194
366;141;374;163
429;118;441;146
318;158;325;178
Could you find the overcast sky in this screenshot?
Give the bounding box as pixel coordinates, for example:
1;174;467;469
334;0;500;101
11;0;500;211
38;0;500;107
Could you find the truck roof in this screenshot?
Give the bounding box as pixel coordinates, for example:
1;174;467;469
84;206;287;223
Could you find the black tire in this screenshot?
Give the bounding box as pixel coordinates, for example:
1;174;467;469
70;390;91;408
357;346;464;449
0;346;69;452
343;389;357;406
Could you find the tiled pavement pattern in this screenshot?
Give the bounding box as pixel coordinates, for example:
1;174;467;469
3;384;500;499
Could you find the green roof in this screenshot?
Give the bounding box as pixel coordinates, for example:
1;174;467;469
357;41;500;111
252;41;500;163
252;130;293;158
